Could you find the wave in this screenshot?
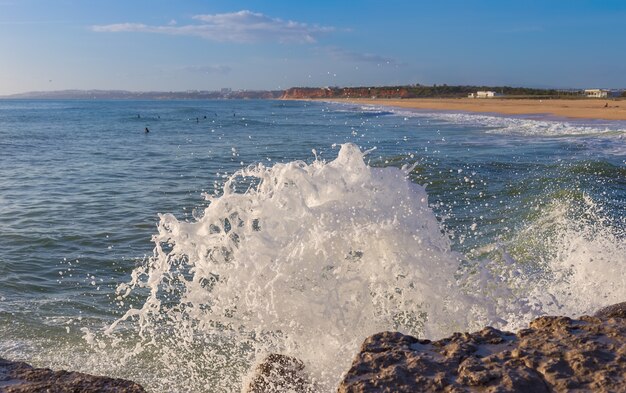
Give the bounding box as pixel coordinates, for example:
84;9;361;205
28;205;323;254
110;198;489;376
327;102;626;139
91;144;625;392
329;106;395;117
443;113;626;138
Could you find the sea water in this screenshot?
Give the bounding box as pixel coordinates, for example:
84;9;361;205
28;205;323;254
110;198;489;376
0;99;624;391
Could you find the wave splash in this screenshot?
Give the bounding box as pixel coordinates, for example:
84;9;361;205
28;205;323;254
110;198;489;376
98;143;624;392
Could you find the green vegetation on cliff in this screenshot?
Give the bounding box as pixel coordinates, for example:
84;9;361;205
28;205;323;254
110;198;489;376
282;85;586;99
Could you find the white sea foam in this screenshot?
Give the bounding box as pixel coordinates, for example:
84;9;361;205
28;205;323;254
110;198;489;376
504;194;626;318
99;143;625;392
434;112;625;137
337;102;626;139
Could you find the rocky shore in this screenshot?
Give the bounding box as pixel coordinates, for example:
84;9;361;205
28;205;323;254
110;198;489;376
244;302;625;392
2;303;624;392
0;358;145;392
338;302;626;392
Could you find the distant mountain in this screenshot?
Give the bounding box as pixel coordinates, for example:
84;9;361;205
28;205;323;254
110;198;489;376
0;89;284;100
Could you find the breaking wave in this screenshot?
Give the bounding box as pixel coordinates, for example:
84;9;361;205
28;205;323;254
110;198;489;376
339;103;626;139
91;144;625;392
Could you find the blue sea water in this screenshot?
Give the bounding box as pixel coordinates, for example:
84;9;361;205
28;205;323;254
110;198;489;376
0;99;624;391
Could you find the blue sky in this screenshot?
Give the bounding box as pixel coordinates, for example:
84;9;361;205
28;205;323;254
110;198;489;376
1;0;625;94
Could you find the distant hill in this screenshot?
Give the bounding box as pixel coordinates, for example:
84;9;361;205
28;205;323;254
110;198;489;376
5;85;622;101
281;85;587;99
0;89;283;100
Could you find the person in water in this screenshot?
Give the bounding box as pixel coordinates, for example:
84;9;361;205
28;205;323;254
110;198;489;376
145;127;150;133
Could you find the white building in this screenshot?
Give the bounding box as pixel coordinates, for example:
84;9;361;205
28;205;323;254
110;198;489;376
469;91;496;98
584;89;608;98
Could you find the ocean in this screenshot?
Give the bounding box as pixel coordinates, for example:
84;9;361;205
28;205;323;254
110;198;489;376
0;99;624;391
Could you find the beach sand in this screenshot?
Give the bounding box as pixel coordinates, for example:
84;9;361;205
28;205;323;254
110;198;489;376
321;98;626;121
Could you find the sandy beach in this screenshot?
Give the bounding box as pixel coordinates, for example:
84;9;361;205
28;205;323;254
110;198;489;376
321;98;626;121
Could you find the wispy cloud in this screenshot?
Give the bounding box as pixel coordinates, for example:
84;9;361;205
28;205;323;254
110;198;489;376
92;10;334;43
323;47;401;66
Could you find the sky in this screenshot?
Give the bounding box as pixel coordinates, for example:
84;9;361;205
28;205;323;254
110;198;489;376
1;0;625;95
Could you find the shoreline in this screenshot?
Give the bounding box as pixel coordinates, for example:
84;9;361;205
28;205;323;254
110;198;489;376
310;97;626;121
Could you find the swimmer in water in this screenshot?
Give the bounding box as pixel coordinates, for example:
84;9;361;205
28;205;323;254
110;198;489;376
145;127;150;133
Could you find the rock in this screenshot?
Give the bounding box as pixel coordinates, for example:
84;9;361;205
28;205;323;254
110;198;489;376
0;358;145;393
594;302;626;320
338;302;626;392
245;353;314;393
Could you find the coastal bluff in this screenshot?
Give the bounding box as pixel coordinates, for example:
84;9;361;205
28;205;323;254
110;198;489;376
0;358;145;392
337;302;626;392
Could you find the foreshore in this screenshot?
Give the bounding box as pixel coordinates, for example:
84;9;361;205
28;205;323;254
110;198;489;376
315;97;626;121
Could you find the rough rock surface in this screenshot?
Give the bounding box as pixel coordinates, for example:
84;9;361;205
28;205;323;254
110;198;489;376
594;301;626;320
339;303;626;392
245;353;315;393
0;358;145;393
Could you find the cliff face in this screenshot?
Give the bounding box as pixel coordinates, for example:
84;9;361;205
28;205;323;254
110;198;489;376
281;85;593;100
338;302;626;393
281;87;337;99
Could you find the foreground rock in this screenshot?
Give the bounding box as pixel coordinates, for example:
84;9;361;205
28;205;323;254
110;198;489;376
594;301;626;320
245;353;315;393
339;303;626;392
0;358;145;393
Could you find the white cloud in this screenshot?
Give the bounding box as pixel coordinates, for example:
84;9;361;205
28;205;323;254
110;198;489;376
92;10;334;44
92;23;148;33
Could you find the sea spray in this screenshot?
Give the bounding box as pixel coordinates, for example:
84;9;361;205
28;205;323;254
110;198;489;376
100;143;464;389
502;193;625;318
94;143;625;392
